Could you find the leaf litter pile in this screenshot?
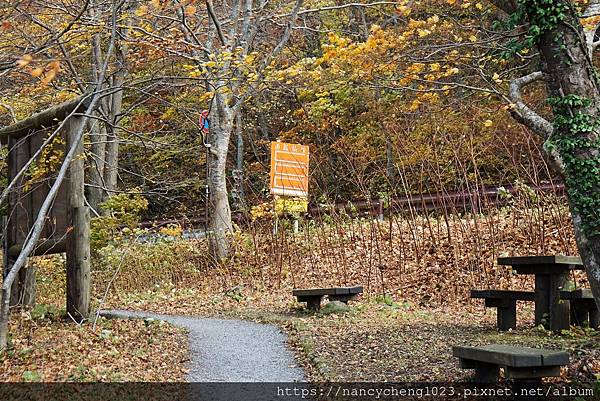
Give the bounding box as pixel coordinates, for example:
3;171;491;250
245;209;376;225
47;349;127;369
0;308;188;382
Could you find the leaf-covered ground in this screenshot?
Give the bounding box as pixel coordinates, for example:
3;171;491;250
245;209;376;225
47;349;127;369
281;304;600;383
105;283;600;383
5;204;596;383
0;309;188;382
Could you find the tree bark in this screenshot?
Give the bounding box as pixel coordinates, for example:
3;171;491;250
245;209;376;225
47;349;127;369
527;1;600;311
208;94;234;260
102;15;128;201
87;30;108;211
232;111;245;210
87;117;107;211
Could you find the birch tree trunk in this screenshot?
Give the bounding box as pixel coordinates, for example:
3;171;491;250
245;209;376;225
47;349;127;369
103;13;128;200
87;29;107;211
232;111;245;210
208;94;234;260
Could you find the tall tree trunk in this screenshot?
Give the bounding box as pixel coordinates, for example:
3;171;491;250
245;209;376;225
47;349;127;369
385;134;396;189
531;1;600;310
208;94;234;260
103;19;128;200
232;111;245;210
87;30;108;211
87;116;107;211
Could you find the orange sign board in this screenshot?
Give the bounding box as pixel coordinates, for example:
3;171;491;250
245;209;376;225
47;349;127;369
270;141;309;197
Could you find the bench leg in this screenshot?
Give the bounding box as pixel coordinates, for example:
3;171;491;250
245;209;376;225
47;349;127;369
589;302;599;329
473;362;500;382
328;294;357;304
306;297;323;311
497;301;517;331
570;300;589;327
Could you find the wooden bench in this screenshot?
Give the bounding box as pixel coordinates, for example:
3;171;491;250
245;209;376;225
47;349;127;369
453;344;569;382
560;289;599;328
471;290;535;331
292;286;363;311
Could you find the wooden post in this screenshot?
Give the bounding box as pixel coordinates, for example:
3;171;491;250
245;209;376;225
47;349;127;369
66;117;91;322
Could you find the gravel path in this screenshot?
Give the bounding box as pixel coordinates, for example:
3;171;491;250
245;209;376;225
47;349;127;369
100;309;306;382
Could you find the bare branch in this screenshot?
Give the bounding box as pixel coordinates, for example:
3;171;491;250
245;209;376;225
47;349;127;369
279;1;400;17
508;71;553;139
206;0;226;46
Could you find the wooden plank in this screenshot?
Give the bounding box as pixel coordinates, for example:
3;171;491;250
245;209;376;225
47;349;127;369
509;264;577;275
293;288;336;296
497;255;582;267
504;366;561;379
0;95;89;144
452;345;568;367
7;238;67;257
560;289;594;299
470;289;535;301
29;132;50;240
5;130;69;257
292;286;363;297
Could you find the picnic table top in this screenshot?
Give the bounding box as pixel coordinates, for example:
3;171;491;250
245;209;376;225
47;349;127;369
498;255;583;275
497;255;582;267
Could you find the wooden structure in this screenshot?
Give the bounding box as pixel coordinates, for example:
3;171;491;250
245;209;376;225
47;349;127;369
0;96;91;321
560;289;600;328
470;290;535;331
292;286;363;311
497;255;583;331
453;344;569;382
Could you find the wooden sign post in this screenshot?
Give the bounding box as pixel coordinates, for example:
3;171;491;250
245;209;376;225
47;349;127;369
270;141;309;198
270;141;309;233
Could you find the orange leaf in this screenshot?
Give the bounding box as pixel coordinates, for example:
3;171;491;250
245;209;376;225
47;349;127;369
16;54;33;67
31;67;44;77
41;69;57;85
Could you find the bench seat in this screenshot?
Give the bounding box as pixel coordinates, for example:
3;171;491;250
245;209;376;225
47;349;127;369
453;344;569;382
560;289;599;328
471;290;535;331
292;286;363;311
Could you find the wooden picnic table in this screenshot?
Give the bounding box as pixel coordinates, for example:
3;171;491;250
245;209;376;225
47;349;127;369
497;255;583;331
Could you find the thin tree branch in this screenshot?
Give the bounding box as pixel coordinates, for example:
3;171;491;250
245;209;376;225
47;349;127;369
206;0;226;46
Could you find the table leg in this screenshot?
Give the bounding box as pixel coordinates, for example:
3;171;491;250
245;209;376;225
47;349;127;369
534;274;550;326
534;272;570;330
549;273;570;331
